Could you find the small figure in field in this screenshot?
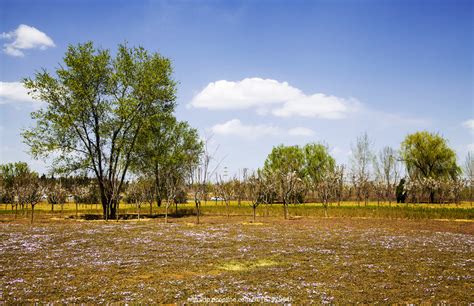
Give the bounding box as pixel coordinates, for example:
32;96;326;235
396;178;407;203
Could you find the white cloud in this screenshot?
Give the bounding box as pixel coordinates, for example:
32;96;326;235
463;119;474;132
190;77;356;119
211;119;315;140
272;94;358;119
1;24;55;57
468;144;474;152
287;127;315;137
191;78;300;110
211;119;281;139
0;81;36;104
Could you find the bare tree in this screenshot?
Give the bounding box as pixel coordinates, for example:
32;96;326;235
277;170;305;219
46;177;67;214
233;168;248;207
350;132;374;206
189;136;220;224
246;170;275;222
465;152;474;206
216;174;235;218
317;166;343;217
16;171;44;224
374;146;400;204
126;180;150;220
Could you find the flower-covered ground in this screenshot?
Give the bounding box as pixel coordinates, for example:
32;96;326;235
1;216;473;303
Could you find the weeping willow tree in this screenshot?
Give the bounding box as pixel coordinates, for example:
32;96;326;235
400;131;460;203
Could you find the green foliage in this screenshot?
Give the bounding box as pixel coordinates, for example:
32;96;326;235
263;144;305;177
263;143;335;182
262;143;336;210
400;131;460;181
22;41;178;218
302;143;335;185
131;114;203;203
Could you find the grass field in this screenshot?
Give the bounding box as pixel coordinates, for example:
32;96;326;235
1;200;473;220
1;203;473;303
0;202;474;303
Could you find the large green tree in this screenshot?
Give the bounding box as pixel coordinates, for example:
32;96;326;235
302;143;335;185
131;115;203;211
400;131;460;203
263;145;305;178
22;42;176;219
263;145;306;219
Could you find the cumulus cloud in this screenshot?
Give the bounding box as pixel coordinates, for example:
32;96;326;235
210;119;314;140
0;81;36;104
191;78;300;110
463;119;474;132
272;93;357;119
1;24;55;57
190;77;357;119
287;127;315;136
211;119;281;139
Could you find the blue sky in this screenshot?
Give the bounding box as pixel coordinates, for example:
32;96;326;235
0;0;473;176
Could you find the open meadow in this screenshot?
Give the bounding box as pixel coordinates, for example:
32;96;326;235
1;2;473;303
1;202;473;303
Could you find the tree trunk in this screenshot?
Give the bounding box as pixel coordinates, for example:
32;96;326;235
31;204;35;224
283;202;288;220
253;205;256;222
51;203;54;212
102;203;107;220
195;201;200;224
429;190;435;204
165;202;168;223
75;202;78;218
149;202;153;216
470;185;472;207
175;202;178;215
156;197;162;207
116;201;119;221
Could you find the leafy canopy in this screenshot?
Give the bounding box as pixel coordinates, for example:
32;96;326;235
400;131;460;181
263;143;335;181
22;42;177;217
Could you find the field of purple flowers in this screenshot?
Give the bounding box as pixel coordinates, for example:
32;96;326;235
1;216;473;303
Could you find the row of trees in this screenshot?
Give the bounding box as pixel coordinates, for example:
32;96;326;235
1;131;472;223
0;162;102;222
209;132;472;220
2;42;472;222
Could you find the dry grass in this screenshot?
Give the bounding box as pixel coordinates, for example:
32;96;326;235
1;213;473;303
2;200;472;221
